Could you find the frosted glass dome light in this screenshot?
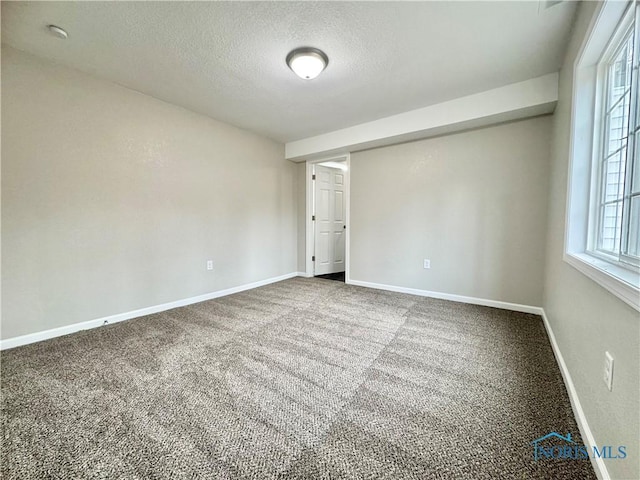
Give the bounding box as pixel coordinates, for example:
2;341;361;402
286;48;329;80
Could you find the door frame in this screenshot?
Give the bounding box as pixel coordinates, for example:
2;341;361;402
305;153;351;281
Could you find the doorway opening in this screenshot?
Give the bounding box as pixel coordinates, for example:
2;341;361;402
315;272;346;282
305;154;350;282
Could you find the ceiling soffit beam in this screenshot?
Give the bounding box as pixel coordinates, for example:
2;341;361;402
285;73;559;162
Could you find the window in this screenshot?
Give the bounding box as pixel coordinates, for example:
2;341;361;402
565;0;640;310
591;12;640;268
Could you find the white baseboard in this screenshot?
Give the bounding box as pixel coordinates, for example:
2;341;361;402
0;272;300;351
540;310;609;480
296;271;313;278
347;279;544;315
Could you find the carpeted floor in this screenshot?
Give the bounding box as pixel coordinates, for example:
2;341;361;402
1;277;595;479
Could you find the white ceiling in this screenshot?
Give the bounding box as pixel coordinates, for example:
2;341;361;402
1;1;577;143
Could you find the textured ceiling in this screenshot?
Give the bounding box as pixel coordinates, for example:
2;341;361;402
1;1;576;143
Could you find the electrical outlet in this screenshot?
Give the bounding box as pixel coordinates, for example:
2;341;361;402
206;260;213;271
604;351;614;391
423;259;431;269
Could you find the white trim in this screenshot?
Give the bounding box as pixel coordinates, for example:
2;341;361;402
540;309;610;480
305;154;351;279
347;279;543;315
345;154;351;284
0;272;300;351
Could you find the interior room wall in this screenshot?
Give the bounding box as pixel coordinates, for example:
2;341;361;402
542;3;639;479
296;162;306;274
349;116;551;307
1;46;297;341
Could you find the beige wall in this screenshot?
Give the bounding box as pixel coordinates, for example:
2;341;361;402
296;162;306;274
349;117;551;307
1;46;297;340
543;3;639;479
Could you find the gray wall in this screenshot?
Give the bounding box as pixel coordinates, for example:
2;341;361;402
543;3;639;479
1;46;297;340
349;117;551;307
296;162;306;273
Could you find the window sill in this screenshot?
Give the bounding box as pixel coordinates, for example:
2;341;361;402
564;252;640;311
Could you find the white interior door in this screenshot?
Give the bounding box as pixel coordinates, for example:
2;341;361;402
314;165;346;275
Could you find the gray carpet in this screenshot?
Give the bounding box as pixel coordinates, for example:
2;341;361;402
1;277;595;479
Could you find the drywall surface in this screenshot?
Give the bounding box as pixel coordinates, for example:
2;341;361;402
285;74;558;160
350;116;551;307
1;46;296;340
542;3;640;479
296;162;306;274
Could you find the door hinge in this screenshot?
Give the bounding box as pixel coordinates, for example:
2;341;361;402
312;215;316;221
312;174;316;180
312;255;315;262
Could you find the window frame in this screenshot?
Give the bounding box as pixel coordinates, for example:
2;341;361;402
564;0;640;312
588;13;638;267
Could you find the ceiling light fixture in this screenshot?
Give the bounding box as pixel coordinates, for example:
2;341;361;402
286;47;328;80
48;25;68;39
